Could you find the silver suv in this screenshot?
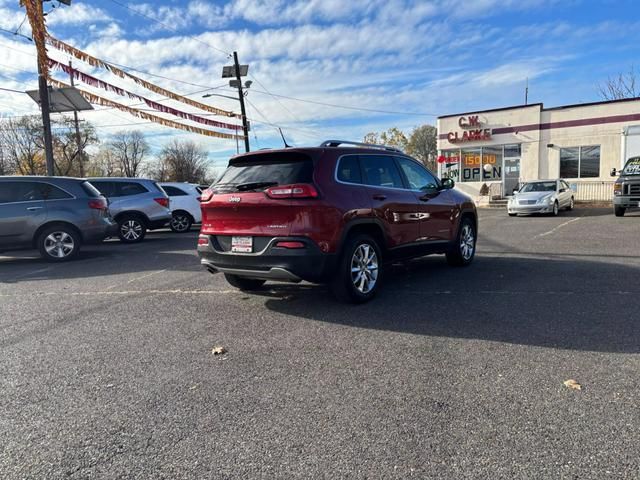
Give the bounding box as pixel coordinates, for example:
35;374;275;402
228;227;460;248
88;178;171;243
0;176;116;261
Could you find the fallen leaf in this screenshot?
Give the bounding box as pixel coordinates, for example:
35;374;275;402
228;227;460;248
563;379;582;390
212;346;227;356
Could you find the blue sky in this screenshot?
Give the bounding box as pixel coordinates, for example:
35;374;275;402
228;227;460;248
1;0;639;173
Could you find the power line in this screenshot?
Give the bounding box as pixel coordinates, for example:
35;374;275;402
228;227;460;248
241;88;439;117
107;0;231;57
0;86;26;94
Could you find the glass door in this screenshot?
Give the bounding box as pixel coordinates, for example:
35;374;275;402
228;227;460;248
503;158;520;196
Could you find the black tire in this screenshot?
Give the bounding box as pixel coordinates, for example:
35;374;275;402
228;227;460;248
446;217;476;267
330;234;382;304
224;274;266;291
37;225;81;262
551;201;559;216
117;214;147;243
170;212;193;233
614;206;626;217
567;197;574;211
508;213;517;217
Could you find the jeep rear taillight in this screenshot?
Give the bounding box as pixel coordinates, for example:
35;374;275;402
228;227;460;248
265;184;318;199
200;188;213;202
88;198;107;210
154;197;170;208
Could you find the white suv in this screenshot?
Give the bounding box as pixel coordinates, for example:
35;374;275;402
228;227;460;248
159;182;202;232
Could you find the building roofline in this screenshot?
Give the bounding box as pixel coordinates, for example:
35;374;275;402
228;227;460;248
438;96;640;120
438;103;543;119
541;96;640;111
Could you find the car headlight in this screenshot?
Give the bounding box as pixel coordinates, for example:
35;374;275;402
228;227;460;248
538;194;553;204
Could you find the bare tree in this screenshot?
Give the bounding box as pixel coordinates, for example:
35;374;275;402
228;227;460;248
109;130;148;177
363;127;409;151
406;124;438;171
598;66;638;100
0;116;45;175
52;118;98;176
150;140;209;183
86;146;122;177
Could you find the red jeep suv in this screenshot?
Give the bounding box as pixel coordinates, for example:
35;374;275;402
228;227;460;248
198;140;477;303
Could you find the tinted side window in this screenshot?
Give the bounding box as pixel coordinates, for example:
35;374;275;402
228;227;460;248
90;181;115;197
337;156;362;184
42;184;73;200
360;155;404;189
118;182;148;196
0;182;46;203
163;186;188;196
395;157;439;190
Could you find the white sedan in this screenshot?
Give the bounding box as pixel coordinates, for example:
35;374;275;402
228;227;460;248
159;182;203;232
507;179;575;216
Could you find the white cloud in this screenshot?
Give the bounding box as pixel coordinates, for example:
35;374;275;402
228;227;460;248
47;4;112;26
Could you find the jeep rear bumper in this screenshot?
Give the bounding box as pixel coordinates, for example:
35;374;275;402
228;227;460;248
197;235;337;283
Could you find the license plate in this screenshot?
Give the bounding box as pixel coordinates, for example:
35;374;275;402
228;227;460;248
231;236;252;253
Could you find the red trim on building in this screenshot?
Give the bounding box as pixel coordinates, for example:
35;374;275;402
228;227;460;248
438;112;640;140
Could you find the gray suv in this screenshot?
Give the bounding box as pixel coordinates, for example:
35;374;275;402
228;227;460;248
0;176;116;261
88;178;171;243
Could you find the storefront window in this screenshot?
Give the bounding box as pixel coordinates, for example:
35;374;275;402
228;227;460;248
481;146;502;181
504;144;521;158
461;148;482;182
560;146;600;178
441;149;460;181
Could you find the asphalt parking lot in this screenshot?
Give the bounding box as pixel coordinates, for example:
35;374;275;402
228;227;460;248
1;208;639;479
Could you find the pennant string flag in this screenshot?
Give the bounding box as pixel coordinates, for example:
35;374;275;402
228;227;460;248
49;79;244;141
46;34;240;119
48;59;242;132
21;0;49;79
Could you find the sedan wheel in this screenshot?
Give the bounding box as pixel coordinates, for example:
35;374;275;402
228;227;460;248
459;224;475;261
552;201;559;216
568;197;574;211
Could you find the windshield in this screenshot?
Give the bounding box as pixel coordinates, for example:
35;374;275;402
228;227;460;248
622;157;640;175
212;152;313;193
519;181;556;193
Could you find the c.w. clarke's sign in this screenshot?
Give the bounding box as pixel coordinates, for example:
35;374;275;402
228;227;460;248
447;115;492;143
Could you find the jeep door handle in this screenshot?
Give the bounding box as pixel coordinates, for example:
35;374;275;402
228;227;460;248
372;194;387;201
27;206;43;211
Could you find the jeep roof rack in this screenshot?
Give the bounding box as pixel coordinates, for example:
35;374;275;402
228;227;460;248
319;140;404;153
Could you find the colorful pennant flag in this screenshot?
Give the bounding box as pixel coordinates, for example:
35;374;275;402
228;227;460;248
48;59;242;132
49;79;244;141
46;34;240;119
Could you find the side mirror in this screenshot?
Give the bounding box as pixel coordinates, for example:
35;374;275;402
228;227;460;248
441;178;455;190
512;188;519;195
610;168;618;177
559;187;566;193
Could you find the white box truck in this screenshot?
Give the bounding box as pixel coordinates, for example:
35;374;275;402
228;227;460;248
612;125;640;216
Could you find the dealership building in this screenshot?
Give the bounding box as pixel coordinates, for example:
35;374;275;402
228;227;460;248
436;97;640;200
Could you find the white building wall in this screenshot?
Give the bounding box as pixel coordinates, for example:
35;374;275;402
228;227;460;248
437;98;640;200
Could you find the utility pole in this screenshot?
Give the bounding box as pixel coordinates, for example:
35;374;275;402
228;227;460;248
68;61;85;177
233;51;250;153
37;51;55;176
525;77;529;105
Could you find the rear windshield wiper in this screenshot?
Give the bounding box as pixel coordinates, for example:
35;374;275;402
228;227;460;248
235;181;278;191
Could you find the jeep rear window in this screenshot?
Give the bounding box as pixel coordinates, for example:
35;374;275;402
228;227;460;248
213;152;313;193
